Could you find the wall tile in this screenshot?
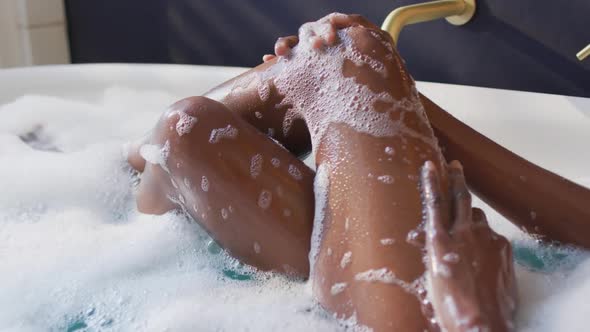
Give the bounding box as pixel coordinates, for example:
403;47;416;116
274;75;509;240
26;24;70;65
17;0;65;27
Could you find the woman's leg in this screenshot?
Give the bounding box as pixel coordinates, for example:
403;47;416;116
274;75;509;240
421;95;590;248
260;16;451;330
130;96;315;277
203;14;449;329
312;125;447;331
203;16;590;250
204;57;312;157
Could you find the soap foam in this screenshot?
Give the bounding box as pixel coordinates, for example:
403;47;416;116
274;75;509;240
0;88;341;332
139;141;170;173
175;111;198;136
2;83;590;332
208;124;238;144
309;163;331;276
269;25;438;159
250;154;263;179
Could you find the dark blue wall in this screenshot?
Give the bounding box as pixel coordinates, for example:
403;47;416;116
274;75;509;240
65;0;590;97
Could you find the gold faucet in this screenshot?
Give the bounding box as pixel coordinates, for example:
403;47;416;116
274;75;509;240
381;0;588;62
577;44;590;61
381;0;476;44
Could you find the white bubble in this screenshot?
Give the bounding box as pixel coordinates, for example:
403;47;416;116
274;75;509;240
340;251;352;269
288;164;303;181
250;154;263;179
257;190;272;209
433;262;451;278
201;176;209;192
380;238;395;245
209;125;238;143
139;140;170;173
258;81;270;102
330;282;347;295
377;175;394;184
253;242;261;254
175;112;197;136
442;252;459;264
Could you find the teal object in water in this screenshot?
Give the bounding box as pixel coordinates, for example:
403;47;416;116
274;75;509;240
61;308;114;331
222;269;253;281
207;240;222;255
66;320;87;332
208;239;253;281
512;241;579;272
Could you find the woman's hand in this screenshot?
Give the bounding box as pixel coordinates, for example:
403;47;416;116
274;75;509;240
262;13;382;62
421;160;518;332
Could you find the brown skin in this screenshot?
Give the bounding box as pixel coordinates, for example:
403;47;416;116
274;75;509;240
211;14;449;330
422;95;590;248
311;127;446;331
133;96;314;276
290;16;449;331
206;17;590;250
130;14;449;330
204;14;381;158
204;57;311;157
421;160;517;332
129;12;585;332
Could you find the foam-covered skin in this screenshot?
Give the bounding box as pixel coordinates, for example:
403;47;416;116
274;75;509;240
205;15;590;251
128;11;584;330
422;161;517;332
205;55;311;157
204;16;381;159
132;96;314;276
168;14;449;329
132;14;450;329
245;14;448;330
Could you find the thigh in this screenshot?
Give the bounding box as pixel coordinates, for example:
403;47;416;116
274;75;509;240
136;96;315;277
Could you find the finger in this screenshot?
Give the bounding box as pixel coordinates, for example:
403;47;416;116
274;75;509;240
421;161;450;243
449;160;472;229
471;208;489;226
421;162;454;280
323;25;338;46
311;36;325;50
326;14;379;47
283;35;299;48
262;54;276;62
329;13;379;30
274;36;299;56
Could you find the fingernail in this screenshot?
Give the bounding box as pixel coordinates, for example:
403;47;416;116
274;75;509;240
423;160;435;171
449;160;463;170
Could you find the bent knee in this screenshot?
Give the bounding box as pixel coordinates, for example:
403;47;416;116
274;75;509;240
156;96;235;141
163;96;229;124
